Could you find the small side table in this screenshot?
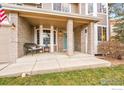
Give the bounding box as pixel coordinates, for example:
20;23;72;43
43;46;50;52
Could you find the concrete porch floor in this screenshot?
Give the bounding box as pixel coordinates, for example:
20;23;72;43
0;52;111;77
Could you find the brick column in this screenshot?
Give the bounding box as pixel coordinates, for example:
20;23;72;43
88;22;95;55
67;19;74;55
50;25;54;53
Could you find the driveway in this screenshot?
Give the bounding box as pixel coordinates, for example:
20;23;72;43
0;52;111;77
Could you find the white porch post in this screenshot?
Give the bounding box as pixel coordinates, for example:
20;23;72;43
56;28;58;52
94;23;98;54
50;25;54;53
88;22;95;55
67;19;74;55
39;25;43;46
93;3;98;54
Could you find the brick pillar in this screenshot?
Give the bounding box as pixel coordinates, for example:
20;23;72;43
50;25;54;53
88;22;95;55
67;19;74;55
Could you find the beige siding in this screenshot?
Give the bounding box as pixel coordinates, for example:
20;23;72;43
23;3;37;7
58;31;64;52
0;26;11;63
18;17;33;57
42;3;52;10
9;13;18;63
80;3;86;15
74;27;81;51
97;14;107;25
71;3;79;14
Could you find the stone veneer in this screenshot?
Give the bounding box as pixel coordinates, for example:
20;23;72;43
0;25;11;63
74;27;81;51
18;17;33;57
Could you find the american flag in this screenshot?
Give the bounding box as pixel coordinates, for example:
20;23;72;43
0;4;7;23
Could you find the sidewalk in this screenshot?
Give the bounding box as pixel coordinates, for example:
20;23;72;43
0;53;111;77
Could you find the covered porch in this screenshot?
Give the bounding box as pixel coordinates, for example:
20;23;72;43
17;11;98;58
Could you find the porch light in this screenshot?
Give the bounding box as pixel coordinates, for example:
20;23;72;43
11;23;16;30
58;30;63;35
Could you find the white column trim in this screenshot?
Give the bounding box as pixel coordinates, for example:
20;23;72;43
85;28;88;54
67;19;74;55
88;22;95;55
94;23;98;54
50;25;54;53
56;28;58;52
79;3;82;14
69;3;72;13
106;3;109;41
51;3;53;11
85;3;88;15
39;25;43;46
93;3;97;16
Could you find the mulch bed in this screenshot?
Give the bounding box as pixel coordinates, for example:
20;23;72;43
97;56;124;66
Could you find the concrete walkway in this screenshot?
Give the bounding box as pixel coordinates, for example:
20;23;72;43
0;53;111;77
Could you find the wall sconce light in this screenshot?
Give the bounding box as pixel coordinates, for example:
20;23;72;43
59;30;62;33
11;23;16;30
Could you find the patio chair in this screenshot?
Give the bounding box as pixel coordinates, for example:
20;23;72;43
24;43;43;55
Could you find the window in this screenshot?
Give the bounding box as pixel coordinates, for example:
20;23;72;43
53;3;70;12
43;30;50;45
37;30;40;44
98;26;107;41
97;3;106;13
53;3;61;11
98;27;102;41
88;3;93;14
61;3;70;12
103;27;107;41
54;31;56;44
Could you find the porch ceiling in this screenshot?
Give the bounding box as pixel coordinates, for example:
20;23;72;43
19;12;93;28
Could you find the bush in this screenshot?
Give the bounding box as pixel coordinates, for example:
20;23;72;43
98;37;124;60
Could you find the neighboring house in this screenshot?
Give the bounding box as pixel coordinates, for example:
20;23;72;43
109;18;117;37
0;3;109;63
109;18;124;37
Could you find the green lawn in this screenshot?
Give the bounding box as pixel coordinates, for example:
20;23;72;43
0;65;124;85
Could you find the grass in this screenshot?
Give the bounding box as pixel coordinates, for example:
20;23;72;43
0;65;124;85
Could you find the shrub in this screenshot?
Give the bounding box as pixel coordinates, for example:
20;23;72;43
98;37;124;60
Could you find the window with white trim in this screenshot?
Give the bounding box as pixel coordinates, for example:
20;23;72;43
97;3;106;13
53;3;70;12
43;30;50;45
88;3;93;14
98;26;107;41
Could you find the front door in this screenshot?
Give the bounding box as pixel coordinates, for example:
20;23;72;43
64;33;67;50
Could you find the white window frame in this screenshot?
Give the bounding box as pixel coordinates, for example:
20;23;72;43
97;25;107;42
52;3;71;13
34;27;57;46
